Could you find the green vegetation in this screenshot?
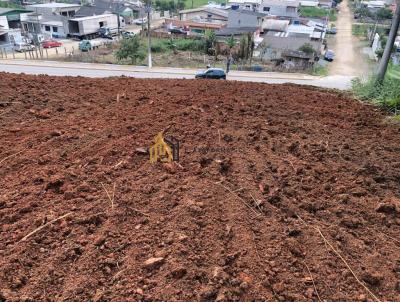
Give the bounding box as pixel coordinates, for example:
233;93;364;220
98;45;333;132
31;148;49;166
376;7;393;19
352;24;370;36
312;65;328;76
154;0;224;9
352;75;400;114
115;36;146;64
154;0;184;12
0;1;23;8
387;64;400;80
298;43;315;55
204;29;216;56
183;0;224;8
299;7;337;21
150;38;206;53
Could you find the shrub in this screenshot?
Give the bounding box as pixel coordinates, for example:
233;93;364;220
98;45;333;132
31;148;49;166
298;43;315;54
352;76;400;113
115;36;146;64
174;39;205;51
150;39;168;52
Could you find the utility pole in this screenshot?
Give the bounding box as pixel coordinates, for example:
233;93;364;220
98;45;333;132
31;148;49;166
146;0;152;68
376;1;400;82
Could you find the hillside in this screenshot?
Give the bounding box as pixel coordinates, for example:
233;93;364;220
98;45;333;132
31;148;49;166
0;73;399;301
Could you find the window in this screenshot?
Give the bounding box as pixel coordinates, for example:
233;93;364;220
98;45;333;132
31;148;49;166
263;7;270;12
53;26;58;32
286;6;296;13
45;25;51;31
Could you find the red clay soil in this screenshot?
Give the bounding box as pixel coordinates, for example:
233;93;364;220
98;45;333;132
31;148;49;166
0;73;399;302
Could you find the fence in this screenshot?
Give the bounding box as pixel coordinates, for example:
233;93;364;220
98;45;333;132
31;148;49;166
0;46;78;60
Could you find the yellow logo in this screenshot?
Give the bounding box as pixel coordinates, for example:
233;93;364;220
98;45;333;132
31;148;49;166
149;132;179;163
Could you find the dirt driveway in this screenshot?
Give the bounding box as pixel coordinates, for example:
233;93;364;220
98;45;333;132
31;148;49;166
327;0;371;76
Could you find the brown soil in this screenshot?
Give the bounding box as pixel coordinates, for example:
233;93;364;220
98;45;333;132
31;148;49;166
0;73;399;302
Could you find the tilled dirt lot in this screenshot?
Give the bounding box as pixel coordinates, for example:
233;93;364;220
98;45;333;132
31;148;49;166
0;73;399;302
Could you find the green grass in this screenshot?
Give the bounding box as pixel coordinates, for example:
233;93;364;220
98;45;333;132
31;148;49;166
352;24;370;37
312;65;328;76
352;75;400;113
184;0;227;8
0;1;23;8
299;7;337;21
387;64;400;80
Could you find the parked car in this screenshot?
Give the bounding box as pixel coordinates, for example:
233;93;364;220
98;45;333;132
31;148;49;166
99;26;120;39
326;27;337;34
169;27;187;34
324;49;335;61
134;17;147;25
121;31;135;39
13;42;35;52
79;39;103;52
42;40;62;48
195;68;226;80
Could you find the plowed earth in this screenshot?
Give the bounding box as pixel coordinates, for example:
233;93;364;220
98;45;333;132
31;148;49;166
0;73;399;302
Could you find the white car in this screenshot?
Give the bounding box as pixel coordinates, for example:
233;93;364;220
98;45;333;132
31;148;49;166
134;17;147;25
13;42;36;52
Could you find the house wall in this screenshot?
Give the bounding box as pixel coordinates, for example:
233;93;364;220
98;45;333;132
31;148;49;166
0;28;22;49
259;3;298;17
0;15;9;29
180;11;227;22
227;10;260;27
261;35;319;59
229;1;260;11
41;24;66;38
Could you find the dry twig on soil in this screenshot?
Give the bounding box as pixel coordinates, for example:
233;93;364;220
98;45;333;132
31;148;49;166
0;149;25;167
19;212;72;242
214;181;261;216
297;215;382;302
304;261;323;302
101;182;116;209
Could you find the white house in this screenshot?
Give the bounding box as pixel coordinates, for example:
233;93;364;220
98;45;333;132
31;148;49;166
259;0;300;18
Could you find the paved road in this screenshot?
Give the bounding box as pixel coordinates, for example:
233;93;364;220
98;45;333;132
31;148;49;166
0;59;355;90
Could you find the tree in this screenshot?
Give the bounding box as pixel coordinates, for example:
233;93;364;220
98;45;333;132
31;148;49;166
298;43;315;54
115;36;146;64
167;37;178;54
239;35;248;59
355;7;373;19
226;35;235;56
247;33;254;65
376;7;393;20
204;29;216;56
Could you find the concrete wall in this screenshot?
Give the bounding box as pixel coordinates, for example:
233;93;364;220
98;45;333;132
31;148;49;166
0;15;9;29
41;23;67;38
227;10;261;27
260;35;319;59
180;11;227;22
259;3;298;17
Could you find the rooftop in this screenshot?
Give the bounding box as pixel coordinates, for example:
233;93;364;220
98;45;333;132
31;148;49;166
179;7;229;17
216;26;258;35
230;8;266;17
261;0;300;7
228;0;262;4
0;7;31;14
27;3;81;8
69;13;115;21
